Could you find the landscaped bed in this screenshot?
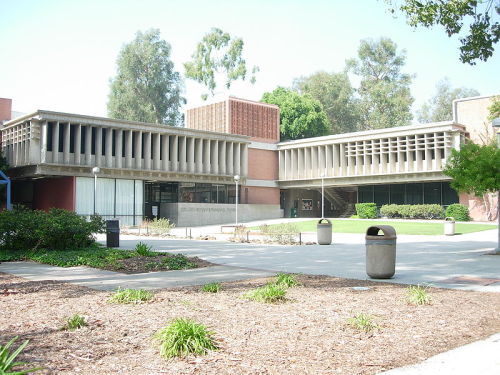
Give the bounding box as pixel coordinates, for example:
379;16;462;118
1;273;499;375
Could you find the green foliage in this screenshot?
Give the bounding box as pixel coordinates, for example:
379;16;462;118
108;29;185;125
134;242;156;257
261;87;330;140
417;78;480;123
0;151;8;173
444;141;500;197
0;337;42;374
380;204;445;219
161;254;196;270
184;27;258;99
293;71;360;134
355;203;378;219
488;95;500;120
347;313;379;333
147;218;175;235
0;208;105;251
259;222;300;244
347;37;414;130
155;318;218;358
406;285;432;305
243;284;287;303
274;273;300;288
64;314;87;331
201;282;221;293
445;204;471;221
388;0;500;64
109;288;154;304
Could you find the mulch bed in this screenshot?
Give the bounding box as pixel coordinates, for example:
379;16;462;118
101;254;214;274
1;272;499;375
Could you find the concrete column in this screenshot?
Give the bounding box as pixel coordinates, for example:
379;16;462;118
434;132;442;170
153;133;160;170
161;135;169;171
227;142;234;175
171;135;178;171
211;140;219;175
290;149;296;179
187;137;195;172
179;135;186;172
203;139;211;174
74;124;81;165
95;127;103;167
105;128;113;168
332;144;338;176
85;126;92;166
372;140;379;175
115;129;123;168
143;132;151;170
62;123;70;164
195;138;203;173
52;121;59;163
134;131;142;169
40;121;48;163
219;141;226;175
416;136;423;171
125;130;133;168
362;141;369;175
279;150;284;180
425;134;433;171
241;143;248;177
234;142;241;176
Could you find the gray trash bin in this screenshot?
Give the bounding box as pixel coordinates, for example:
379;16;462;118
317;218;332;245
106;219;120;248
365;225;397;279
444;217;455;236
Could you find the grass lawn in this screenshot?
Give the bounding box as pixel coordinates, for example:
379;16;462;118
254;219;497;235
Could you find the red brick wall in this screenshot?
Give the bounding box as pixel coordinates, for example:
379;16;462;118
33;177;75;211
245;186;280;205
229;98;279;143
0;98;12;123
248;148;278;180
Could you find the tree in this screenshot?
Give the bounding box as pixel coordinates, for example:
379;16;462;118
347;37;414;130
108;29;185;126
417;78;480;123
0;152;8;173
261;87;330;141
293;71;360;134
488;95;500;120
185;27;258;100
388;0;500;65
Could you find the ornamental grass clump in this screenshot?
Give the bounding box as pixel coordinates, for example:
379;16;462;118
406;285;432;305
347;313;379;333
201;282;221;293
0;336;42;374
274;273;300;288
109;288;154;304
64;314;87;331
155;318;218;358
134;242;156;257
244;284;287;303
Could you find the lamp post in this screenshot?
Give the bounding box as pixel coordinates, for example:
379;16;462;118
492;118;500;254
320;172;326;219
234;175;240;226
92;167;100;215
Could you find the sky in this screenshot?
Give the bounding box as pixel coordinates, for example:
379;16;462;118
1;0;499;123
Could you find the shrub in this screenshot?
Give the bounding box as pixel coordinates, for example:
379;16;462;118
155;318;218;358
109;288;154;304
135;242;156;257
147;218;175;235
347;313;379;333
355;203;378;219
64;314;87;331
0;336;42;374
274;273;300;288
406;285;432;305
202;283;221;293
379;204;445;219
243;284;287;303
162;254;196;270
259;223;300;244
445;204;470;221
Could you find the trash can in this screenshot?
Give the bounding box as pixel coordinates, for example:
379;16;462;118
317;218;332;245
444;217;455;236
106;219;120;248
365;225;397;279
290;208;297;218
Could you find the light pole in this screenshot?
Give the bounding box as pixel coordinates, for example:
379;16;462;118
92;167;100;215
492;118;500;254
234;175;240;226
320;172;326;219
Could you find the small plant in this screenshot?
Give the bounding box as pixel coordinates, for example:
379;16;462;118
274;273;299;288
109;288;154;304
355;203;378;219
135;242;156;257
154;318;218;358
145;261;160;271
0;336;42;374
148;217;175;235
347;313;379;333
202;282;220;293
406;285;432;305
259;223;300;244
243;284;286;303
64;314;87;331
162;254;196;270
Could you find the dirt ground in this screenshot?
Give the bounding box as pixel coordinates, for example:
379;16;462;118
1;272;499;375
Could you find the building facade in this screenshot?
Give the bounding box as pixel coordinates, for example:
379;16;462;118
1;95;497;224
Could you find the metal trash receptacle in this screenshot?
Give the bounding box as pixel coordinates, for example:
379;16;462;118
291;208;297;218
444;217;455;236
365;225;396;279
317;218;332;245
106;219;120;248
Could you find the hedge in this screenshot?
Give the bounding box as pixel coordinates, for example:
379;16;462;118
380;204;445;219
445;204;470;221
0;208;106;251
355;203;378;219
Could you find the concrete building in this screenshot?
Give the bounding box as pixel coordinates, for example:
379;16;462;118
0;95;497;224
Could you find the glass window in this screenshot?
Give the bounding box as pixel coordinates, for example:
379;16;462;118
211;184;227;203
196;183;212;203
358;185;373;203
390;184;405;205
406;183;423;204
179;182;196;203
374;185;390;206
423;182;441;204
442;182;459;206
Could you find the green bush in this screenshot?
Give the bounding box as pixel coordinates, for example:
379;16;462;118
380;204;445;219
0;208;105;251
259;223;300;244
355;203;378;219
445;204;470;221
147;217;175;235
